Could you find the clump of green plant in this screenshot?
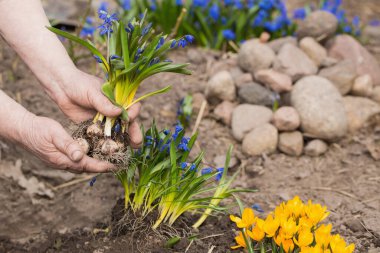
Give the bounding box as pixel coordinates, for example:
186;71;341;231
48;11;194;162
116;121;247;229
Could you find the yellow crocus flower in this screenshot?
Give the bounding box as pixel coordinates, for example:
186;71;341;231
231;232;247;249
315;224;332;248
305;200;330;225
263;214;280;237
230;208;255;228
247;218;265;241
294;228;314;248
286;196;305;218
275;232;295;253
329;234;355;253
281;217;299;239
299;216;314;230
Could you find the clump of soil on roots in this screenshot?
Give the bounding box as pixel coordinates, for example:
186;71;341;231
72;120;131;168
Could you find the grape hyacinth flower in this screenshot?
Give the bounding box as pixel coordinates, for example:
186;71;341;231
215;167;224;181
293;8;307;20
98;11;118;36
223;29;236;40
201;168;213;175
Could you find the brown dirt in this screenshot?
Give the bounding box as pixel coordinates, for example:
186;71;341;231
1;0;380;252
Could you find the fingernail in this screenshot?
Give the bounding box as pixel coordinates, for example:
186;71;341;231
112;105;121;111
71;150;83;161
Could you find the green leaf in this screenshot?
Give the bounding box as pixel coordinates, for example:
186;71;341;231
47;26;109;72
124;85;172;109
120;21;131;69
101;82;115;102
164;236;181;248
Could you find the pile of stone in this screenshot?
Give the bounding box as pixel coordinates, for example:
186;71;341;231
204;10;380;157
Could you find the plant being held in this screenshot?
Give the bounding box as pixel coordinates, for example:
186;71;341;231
230;196;355;253
48;11;194;161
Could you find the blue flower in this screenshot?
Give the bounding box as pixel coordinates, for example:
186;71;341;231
343;25;352;33
89;176;97;187
369;19;380;27
215;167;224;181
193;0;209;8
224;0;234;5
172;124;183;139
201;167;213;175
252;203;264;213
234;0;243;10
189;163;196;171
145;135;154;146
176;0;183;6
352;15;360;27
209;3;220;21
180;162;188;169
149;57;160;66
142;23;153;36
163;129;170;135
93;55;103;63
185;35;195;44
114;122;121;133
110;54;121;60
98;11;118;36
177;137;190;151
122;0;131;10
293;8;306;20
98;2;108;13
222;29;236;40
170;40;177;48
156;37;165;50
80;17;96;37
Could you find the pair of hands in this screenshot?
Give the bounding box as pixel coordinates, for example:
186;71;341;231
22;69;142;173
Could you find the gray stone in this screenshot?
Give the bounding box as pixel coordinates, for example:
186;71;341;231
351;74;373;97
345;218;365;233
205;71;236;103
343;96;380;132
267;36;298;53
238;82;273;106
291;76;348;140
214;101;236;126
299;37;327;67
255;69;293;93
238;39;276;74
320;57;339;68
187;48;204;64
274;44;318;82
278;131;304;156
304;139;328;157
296;10;338;40
272;106;301;131
319;60;357;95
328;34;380;86
242;124;278;156
231;104;273;141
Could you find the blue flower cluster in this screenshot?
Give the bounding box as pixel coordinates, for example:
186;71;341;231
98;10;118;36
201;167;224;182
80;17;96;37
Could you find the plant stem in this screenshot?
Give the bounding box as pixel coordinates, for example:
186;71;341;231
104;117;112;137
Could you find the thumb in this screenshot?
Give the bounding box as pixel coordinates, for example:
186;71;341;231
52;127;84;162
88;89;122;117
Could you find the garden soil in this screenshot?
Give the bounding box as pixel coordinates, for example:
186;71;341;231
1;0;380;252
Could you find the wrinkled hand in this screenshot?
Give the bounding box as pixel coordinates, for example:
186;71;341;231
53;69;121;123
19;114;111;173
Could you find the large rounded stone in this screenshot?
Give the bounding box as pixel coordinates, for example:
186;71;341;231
238;82;273;106
296;10;338;40
242;124;278;156
278;131;304;156
351;74;373;97
205;71;236;103
291;76;348;140
319;60;356;95
268;36;298;53
273;44;318;82
231;104;273;141
238;39;276;74
328;34;380;86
